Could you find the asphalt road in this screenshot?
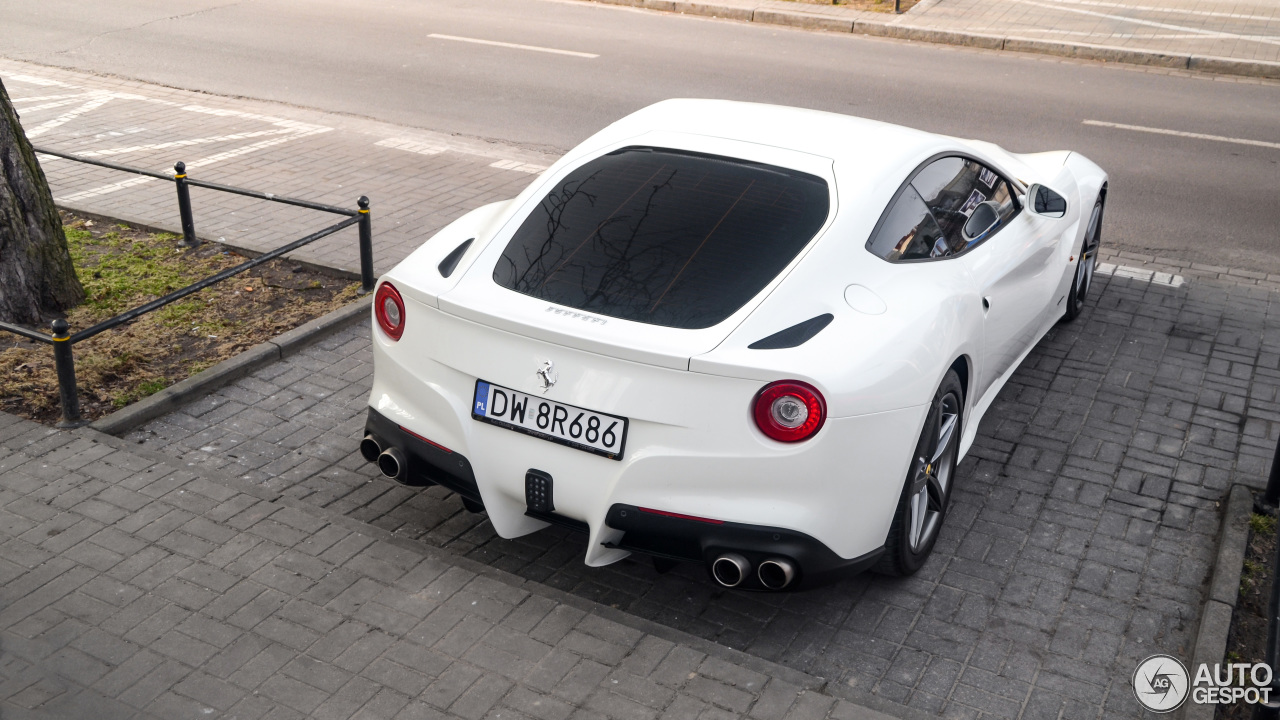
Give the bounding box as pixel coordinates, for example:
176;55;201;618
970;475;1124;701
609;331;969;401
2;0;1278;272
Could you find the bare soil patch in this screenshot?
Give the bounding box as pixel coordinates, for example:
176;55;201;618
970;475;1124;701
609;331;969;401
1;211;359;424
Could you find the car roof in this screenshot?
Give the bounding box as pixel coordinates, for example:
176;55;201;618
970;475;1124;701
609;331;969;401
592;99;952;183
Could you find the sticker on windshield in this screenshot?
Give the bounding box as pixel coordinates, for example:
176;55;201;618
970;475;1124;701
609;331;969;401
960;189;987;216
978;167;997;187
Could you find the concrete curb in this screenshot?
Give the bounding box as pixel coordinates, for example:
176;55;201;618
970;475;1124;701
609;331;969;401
1182;483;1254;720
89;295;371;436
580;0;1280;80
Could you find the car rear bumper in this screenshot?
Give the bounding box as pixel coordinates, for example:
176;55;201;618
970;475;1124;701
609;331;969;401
363;406;888;589
602;503;883;590
364;297;931;589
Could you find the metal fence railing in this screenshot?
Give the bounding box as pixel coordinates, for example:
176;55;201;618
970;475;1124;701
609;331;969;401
0;147;375;428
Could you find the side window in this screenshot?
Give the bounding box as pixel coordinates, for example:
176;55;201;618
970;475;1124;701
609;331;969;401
866;185;947;262
868;156;1021;262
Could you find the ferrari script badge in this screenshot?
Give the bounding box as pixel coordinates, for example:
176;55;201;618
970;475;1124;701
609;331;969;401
536;360;558;393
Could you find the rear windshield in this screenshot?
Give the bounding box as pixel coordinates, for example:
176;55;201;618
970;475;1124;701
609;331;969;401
492;147;830;330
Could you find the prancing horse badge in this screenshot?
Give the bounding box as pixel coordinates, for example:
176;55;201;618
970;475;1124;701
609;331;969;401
535;360;558;393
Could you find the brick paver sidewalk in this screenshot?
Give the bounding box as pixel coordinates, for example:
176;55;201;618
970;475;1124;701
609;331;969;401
0;411;907;720
119;252;1279;719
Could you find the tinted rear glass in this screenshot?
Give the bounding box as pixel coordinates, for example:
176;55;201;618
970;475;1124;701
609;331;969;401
492;147;830;330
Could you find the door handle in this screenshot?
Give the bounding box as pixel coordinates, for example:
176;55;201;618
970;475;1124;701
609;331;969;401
982;297;991;311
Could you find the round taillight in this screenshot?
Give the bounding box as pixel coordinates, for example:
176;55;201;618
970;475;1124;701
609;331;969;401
375;282;405;340
752;381;826;443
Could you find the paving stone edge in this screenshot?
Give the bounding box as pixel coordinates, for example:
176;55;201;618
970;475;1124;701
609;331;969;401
89;295;372;436
580;0;1280;80
1181;483;1254;720
76;425;930;720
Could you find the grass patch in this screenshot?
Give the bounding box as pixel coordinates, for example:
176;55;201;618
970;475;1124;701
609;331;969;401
0;212;361;424
1250;512;1277;536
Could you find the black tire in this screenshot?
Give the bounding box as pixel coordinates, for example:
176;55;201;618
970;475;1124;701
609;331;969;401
874;369;963;577
1062;194;1104;323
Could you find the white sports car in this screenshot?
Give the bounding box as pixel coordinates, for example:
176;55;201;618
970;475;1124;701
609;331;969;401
360;100;1107;590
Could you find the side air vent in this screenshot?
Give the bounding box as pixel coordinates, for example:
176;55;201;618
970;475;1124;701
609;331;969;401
748;314;834;350
438;238;474;278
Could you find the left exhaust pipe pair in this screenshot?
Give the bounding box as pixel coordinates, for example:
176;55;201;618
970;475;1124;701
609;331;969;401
362;434;408;484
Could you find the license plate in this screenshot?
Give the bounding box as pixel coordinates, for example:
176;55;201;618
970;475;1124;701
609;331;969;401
471;380;628;460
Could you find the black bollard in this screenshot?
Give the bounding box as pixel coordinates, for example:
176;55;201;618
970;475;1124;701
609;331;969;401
175;161;199;248
51;318;83;428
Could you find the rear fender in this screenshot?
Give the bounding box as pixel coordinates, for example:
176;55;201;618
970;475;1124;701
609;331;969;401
385;201;514;308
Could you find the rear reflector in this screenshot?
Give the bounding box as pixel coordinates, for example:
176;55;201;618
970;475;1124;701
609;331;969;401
638;507;724;524
399;425;452;454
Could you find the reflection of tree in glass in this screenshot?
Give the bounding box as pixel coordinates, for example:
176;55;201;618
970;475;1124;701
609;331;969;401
494;147;829;330
566;169;678;320
498;164;694;324
495;169;603;294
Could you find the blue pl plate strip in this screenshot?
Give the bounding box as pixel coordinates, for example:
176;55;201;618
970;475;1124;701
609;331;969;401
473;381;490;416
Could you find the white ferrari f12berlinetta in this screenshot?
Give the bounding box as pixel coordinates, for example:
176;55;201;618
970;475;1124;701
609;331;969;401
359;99;1107;590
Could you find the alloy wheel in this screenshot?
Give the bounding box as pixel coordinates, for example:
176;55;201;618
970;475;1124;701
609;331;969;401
906;391;960;553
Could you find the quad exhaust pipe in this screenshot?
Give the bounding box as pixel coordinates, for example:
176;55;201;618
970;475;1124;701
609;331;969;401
757;558;796;590
711;554;751;588
360;434;382;463
711;554;797;590
377;447;407;483
364;434;410;486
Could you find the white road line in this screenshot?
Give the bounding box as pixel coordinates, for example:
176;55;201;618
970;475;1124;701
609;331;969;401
1040;0;1280;23
9;74;66;87
1013;28;1280;39
55;130;331;203
179;105;330;133
55;176;155;203
25;94;114;138
1019;0;1280;45
13;97;97;114
6;70;346;206
489;159;548;174
182;131;329;170
1083;120;1280;151
12;92;93;104
376;137;449;156
76;129;295;158
427;33;598;58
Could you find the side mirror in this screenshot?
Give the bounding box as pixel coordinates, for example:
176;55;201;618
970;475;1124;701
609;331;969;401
962;201;1001;242
1025;184;1067;218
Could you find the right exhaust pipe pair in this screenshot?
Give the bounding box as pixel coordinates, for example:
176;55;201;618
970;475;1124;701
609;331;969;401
711;553;796;590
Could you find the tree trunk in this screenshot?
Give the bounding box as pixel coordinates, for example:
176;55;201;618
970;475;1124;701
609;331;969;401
0;76;84;325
